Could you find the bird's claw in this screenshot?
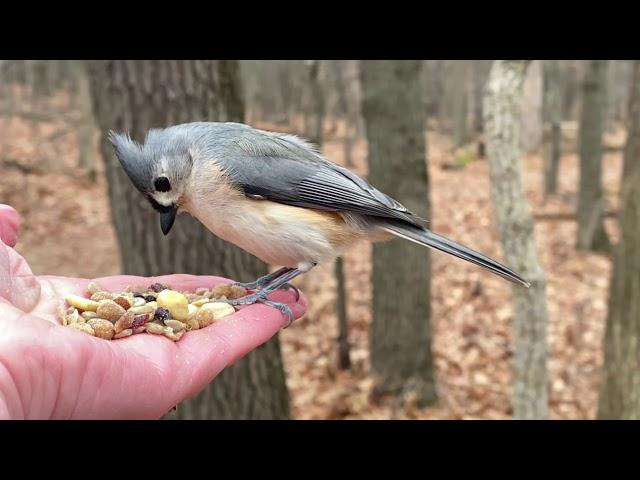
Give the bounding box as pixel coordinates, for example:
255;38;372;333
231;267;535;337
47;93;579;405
220;292;295;329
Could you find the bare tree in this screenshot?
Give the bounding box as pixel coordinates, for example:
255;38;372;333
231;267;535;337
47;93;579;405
577;60;612;253
543;60;562;197
622;60;640;180
484;60;549;419
87;60;290;419
360;60;436;406
597;125;640;419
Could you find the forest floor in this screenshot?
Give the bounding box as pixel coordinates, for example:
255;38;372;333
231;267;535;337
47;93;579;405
0;114;624;419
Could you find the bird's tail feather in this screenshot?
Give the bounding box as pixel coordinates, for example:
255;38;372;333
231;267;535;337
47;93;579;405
381;222;530;288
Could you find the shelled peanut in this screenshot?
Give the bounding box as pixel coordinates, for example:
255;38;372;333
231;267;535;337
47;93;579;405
59;282;246;341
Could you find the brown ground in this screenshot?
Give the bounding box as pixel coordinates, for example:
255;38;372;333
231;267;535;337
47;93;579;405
0;113;623;419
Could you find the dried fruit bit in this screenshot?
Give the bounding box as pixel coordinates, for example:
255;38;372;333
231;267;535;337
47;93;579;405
113;295;132;310
113;329;133;339
114;311;135;333
164;319;185;332
145;323;165;335
149;283;168;293
144;295;157;302
131;314;152;329
88;319;115;340
201;302;236;319
81;311;99;321
69;323;95;336
211;284;247;300
156;290;189;321
65;294;100;312
96;300;127;323
91;291;114;302
154;307;171;322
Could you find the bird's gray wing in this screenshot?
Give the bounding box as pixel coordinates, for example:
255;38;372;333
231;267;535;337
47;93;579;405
218;153;426;228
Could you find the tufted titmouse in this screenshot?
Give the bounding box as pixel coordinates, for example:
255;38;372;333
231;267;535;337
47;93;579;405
109;122;529;325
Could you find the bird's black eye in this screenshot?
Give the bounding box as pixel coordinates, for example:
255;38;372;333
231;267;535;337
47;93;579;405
154;176;171;192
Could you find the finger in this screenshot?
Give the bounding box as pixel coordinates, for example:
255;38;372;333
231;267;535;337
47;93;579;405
0;205;21;248
166;290;306;401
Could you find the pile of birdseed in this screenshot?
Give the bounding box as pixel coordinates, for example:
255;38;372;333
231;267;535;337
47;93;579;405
59;281;247;341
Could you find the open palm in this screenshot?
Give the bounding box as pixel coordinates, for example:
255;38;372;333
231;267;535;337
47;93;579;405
0;205;306;419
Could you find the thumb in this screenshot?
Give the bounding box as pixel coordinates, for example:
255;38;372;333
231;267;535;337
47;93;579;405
0;205;21;248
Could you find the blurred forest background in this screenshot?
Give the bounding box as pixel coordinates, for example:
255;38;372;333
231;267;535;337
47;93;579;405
0;60;638;420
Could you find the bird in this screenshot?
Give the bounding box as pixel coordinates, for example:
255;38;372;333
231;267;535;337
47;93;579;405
109;121;529;326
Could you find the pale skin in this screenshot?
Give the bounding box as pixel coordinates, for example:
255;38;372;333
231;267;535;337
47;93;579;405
0;204;306;419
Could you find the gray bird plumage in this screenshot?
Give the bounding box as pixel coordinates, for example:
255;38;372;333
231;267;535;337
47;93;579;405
109;121;530;289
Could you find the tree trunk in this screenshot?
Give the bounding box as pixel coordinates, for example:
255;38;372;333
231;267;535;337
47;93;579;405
87;60;290;420
543;60;562;197
360;60;436;406
484;60;549;419
520;61;544;154
330;61;352;370
577;60;612;253
597;150;640;419
451;61;469;148
622;60;640;181
306;60;325;146
473;61;491;158
72;61;97;183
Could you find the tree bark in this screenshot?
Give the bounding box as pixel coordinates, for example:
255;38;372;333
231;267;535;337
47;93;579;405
306;60;325;146
360;60;436;406
597;151;640;419
87;60;290;419
451;61;470;148
330;61;353;370
622;60;640;181
543;60;562;197
484;60;549;419
577;60;612;253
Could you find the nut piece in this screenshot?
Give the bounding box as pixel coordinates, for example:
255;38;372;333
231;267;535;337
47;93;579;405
88;319;115;340
211;284;247;300
133;326;146;334
114;311;135;333
164;319;185;332
63;308;80;326
129;304;155;315
156;290;189;321
113;295;132;310
87;282;103;294
186;318;200;331
96;300;127;323
195;288;210;297
113;328;133;339
201;302;236;319
132;297;146;308
65;294;100;312
195;308;215;328
81;311;99;320
164;329;185;342
69;323;95;336
190;298;210;307
145;323;165;335
187;303;199;319
91;291;115;301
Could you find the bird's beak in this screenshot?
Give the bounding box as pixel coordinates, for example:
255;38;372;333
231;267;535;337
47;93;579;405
159;205;177;235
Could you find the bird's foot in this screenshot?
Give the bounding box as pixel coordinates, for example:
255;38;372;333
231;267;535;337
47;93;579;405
232;267;292;291
220;290;295;328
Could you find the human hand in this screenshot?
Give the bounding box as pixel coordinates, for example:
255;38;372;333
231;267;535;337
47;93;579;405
0;204;306;419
